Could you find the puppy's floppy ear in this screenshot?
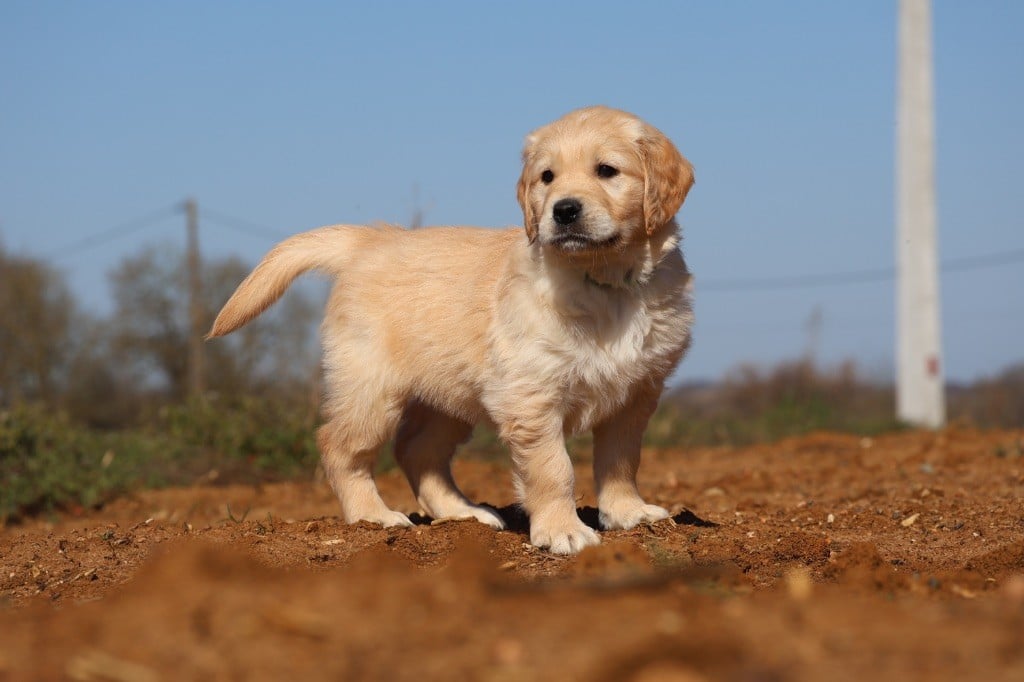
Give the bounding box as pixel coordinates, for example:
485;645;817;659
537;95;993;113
517;134;539;244
517;170;537;244
640;126;694;235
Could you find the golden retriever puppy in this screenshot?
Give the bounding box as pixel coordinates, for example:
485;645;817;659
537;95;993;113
209;106;695;554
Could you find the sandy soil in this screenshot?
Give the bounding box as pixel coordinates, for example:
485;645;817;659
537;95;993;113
2;427;1023;680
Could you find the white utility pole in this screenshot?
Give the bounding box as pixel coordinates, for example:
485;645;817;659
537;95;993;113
896;0;945;428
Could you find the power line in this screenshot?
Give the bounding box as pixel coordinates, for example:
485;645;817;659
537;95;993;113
941;247;1024;273
29;204;284;263
31;203;1024;289
700;266;895;292
44;204;182;259
699;246;1024;293
200;207;289;241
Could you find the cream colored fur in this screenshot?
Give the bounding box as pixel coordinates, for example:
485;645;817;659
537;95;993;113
209;106;695;555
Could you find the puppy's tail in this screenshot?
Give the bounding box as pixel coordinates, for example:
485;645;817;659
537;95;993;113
208;225;373;338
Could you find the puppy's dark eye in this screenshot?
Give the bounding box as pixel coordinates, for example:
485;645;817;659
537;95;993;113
541;169;555;184
596;164;619;179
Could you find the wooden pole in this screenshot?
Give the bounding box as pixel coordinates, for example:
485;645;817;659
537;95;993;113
185;198;205;400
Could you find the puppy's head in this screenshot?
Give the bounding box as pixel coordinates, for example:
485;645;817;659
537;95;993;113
517;106;693;255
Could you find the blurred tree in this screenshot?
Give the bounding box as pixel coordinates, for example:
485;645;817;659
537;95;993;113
62;318;144;428
0;244;76;405
107;244;320;403
949;363;1024;429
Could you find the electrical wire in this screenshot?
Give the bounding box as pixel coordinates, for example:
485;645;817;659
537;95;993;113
44;204;182;259
36;202;1024;293
200;207;288;241
700;266;895;292
700;247;1024;293
940;247;1024;273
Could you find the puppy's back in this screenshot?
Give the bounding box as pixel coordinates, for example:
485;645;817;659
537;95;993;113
319;225;524;418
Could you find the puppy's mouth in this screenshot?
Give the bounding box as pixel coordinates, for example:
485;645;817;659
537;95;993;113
548;232;621;253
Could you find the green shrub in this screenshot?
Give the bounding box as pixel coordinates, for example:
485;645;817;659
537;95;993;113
0;397;321;522
0;405;168;522
650;359;903;448
159;396;320;479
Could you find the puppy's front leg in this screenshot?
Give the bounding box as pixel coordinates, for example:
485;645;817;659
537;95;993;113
593;390;670;530
503;418;600;555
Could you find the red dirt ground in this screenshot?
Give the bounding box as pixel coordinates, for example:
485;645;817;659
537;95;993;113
2;427;1023;680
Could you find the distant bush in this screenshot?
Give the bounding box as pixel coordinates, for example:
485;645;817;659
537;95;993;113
4;357;1022;522
948;363;1024;429
649;358;1024;450
0;405;170;522
0;397;320;523
159;396;319;480
649;359;901;448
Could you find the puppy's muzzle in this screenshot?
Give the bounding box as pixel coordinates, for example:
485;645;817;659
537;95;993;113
547;197;620;252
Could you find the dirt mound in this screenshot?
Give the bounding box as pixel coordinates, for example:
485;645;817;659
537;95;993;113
3;428;1024;679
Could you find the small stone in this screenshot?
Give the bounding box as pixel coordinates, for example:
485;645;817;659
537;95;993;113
951;584;977;599
901;513;920;527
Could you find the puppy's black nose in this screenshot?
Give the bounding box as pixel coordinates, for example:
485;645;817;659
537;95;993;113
552;198;582;226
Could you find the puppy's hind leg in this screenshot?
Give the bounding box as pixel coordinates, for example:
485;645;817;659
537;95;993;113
318;393;412;528
394;401;505;529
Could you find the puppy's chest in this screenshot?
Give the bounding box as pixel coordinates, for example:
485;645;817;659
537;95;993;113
555;290;687;396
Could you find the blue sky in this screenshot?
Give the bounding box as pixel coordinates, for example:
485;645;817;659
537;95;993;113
2;1;1021;382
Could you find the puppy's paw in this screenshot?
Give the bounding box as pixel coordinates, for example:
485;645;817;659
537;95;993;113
358;510;414;528
431;502;506;530
530;517;601;555
599;501;670;531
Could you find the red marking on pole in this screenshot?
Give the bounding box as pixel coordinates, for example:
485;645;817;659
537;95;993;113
926;355;940;377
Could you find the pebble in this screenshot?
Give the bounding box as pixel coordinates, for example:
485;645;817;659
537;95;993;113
901;513;920;528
